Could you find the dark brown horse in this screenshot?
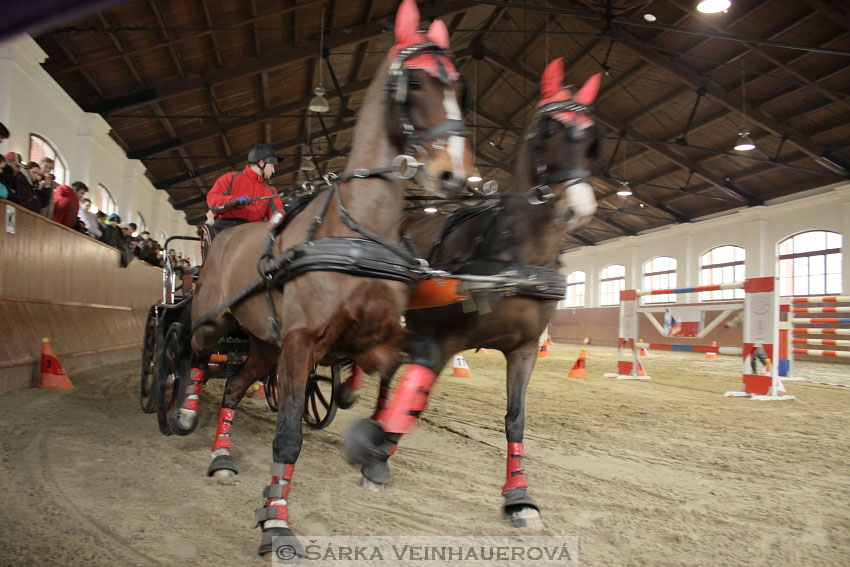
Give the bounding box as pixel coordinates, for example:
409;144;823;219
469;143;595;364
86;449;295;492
342;58;601;529
167;0;474;556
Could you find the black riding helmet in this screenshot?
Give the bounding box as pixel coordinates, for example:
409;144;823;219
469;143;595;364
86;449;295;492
247;144;282;166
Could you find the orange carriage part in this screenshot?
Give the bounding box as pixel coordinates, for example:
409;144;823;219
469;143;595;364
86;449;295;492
407;278;469;310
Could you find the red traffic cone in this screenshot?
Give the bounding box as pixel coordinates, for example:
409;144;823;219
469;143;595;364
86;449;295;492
705;341;718;359
543;335;554;346
568;349;587;379
538;344;549;358
39;338;74;390
475;348;488;354
249;381;266;398
638;339;649;357
452;354;472;377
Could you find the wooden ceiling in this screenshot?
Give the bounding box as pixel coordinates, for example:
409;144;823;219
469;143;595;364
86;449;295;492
34;0;850;248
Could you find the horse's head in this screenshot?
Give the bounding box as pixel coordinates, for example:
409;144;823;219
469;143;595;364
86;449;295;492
384;0;474;197
525;58;602;232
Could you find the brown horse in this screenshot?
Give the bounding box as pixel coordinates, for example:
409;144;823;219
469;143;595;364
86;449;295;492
342;59;601;529
169;0;474;556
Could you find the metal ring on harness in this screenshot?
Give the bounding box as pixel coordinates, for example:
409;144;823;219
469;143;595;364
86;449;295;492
393;154;422;180
528;185;555;205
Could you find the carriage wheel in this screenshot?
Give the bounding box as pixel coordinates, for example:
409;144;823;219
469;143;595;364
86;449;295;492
155;322;189;435
139;306;161;413
263;369;278;413
303;364;340;430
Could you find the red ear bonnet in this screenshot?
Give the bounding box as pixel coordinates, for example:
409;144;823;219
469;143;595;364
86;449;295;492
537;59;599;126
390;0;458;80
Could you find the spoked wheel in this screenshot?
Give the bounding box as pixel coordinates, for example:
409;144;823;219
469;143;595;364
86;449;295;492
155;322;189;435
263;369;278;413
303;364;340;430
139;306;162;413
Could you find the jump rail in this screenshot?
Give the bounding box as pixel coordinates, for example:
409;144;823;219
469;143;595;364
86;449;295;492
779;296;850;378
606;277;793;401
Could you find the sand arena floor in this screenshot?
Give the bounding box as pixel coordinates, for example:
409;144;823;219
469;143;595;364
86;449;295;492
0;344;847;566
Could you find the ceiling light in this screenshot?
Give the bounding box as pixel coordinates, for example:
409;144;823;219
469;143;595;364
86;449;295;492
697;0;731;14
643;14;656;22
467;168;482;184
299;155;316;171
423;206;438;214
734;128;756;151
308;85;329;113
616;181;632;197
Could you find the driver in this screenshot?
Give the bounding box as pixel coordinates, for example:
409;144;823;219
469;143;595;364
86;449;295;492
206;144;285;232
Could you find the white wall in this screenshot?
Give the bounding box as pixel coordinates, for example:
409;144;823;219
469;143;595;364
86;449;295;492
0;35;199;263
561;182;850;307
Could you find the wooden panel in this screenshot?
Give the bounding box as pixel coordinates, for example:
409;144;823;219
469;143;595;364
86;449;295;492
0;201;162;393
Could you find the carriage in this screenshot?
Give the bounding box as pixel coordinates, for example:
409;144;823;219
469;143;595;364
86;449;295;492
139;232;342;434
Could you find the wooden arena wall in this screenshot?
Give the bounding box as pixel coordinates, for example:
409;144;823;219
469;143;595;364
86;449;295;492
0;201;161;393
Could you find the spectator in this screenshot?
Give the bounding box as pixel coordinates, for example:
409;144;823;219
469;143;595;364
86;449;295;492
77;197;102;239
0;155;8;199
0;122;8;143
38;157;57;217
100;213;134;266
2;152;40;211
52;181;87;228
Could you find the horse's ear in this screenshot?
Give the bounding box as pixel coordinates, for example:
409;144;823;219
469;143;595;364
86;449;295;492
395;0;420;46
427;19;450;48
575;73;602;105
540;58;564;101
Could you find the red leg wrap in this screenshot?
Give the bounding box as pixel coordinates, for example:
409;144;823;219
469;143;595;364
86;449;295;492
376;364;435;434
211;408;235;451
371;385;391;420
344;365;364;392
502;442;528;494
183;369;205;411
260;462;295;524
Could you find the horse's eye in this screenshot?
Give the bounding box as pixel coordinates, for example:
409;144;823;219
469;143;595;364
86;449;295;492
408;79;423;90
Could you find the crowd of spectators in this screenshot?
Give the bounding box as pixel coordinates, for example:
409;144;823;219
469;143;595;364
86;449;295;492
0;121;174;269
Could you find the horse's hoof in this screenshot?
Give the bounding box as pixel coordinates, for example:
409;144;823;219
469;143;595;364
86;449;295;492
257;527;304;560
335;386;359;410
509;506;543;529
342;419;391;466
359;476;386;492
168;408;198;436
207;454;239;477
361;459;392;485
503;488;542;529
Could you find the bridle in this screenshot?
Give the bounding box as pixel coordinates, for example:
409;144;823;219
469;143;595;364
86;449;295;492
385;40;470;171
525;98;593;207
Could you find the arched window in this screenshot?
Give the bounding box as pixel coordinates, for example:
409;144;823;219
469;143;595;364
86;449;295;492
778;230;842;297
562;271;586;308
136;212;147;235
699;245;745;301
599;264;625;306
29;134;68;185
158;230;168;246
97;184;118;216
643;256;677;304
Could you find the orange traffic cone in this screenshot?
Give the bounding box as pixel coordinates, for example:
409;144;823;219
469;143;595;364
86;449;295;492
705;341;718;359
249;381;266;398
475;348;487;354
583;337;591;345
543;335;553;346
637;360;649;377
452;354;472;377
638;340;649;357
39;338;74;390
568;349;587;379
538;344;549;358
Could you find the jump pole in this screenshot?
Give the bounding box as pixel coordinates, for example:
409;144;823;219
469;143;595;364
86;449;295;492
778;296;850;381
605;282;745;381
723;277;794;400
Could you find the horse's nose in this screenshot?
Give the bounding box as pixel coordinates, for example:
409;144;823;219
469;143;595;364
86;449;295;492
440;170;465;192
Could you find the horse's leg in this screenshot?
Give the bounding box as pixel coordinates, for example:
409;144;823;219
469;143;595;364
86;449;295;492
207;337;278;478
502;343;543;529
336;364;364;409
343;332;442;485
170;311;234;435
256;330;312;558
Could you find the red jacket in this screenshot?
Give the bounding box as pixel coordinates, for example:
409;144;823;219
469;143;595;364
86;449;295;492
206;166;283;222
52;185;79;228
